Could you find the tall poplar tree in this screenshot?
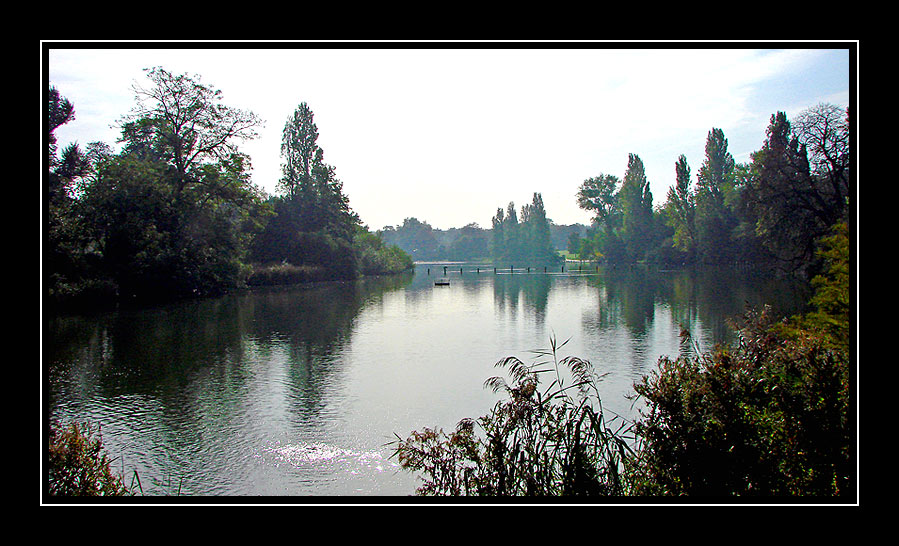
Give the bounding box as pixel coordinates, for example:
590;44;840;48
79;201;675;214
695;128;737;262
522;192;556;265
252;102;359;269
664;154;696;256
619;153;654;262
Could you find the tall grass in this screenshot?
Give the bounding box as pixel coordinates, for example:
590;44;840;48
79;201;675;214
389;336;636;496
48;421;130;497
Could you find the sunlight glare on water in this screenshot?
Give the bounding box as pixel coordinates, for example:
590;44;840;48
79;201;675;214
46;265;808;497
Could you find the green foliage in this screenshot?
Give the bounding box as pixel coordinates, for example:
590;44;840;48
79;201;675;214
740;108;849;272
489;193;561;266
379;217;441;261
631;221;851;496
390;337;635;496
393;221;852;497
573;105;850;271
619;154;655;262
779;221;850;352
48;421;129;496
81;151;263;299
664;154;696;256
47;71;268;306
693;129;739;263
804;223;850;346
249;101;378;279
120;66;262;194
574;155;661;265
630;306;850;496
354;227;415;276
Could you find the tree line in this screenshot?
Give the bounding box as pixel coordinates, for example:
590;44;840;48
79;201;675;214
380;217;583;263
574;103;850;276
47;67;412;309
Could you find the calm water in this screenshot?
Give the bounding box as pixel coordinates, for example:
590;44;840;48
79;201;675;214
45;264;808;497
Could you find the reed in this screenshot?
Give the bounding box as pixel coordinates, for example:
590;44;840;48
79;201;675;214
389;336;636;496
48;421;130;496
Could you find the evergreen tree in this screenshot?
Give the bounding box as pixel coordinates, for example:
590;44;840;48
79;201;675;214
503;202;520;263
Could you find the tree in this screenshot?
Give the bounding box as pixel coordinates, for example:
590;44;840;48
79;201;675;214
277;102;357;235
694;128;738;262
576;174;620;225
48;86;75;166
491;207;506;261
791;103;850;222
118;67;262;200
251;102;361;269
664;154;696;256
47;87;116;305
383;217;440;260
76;68;267;300
619;154;654;262
502;202;520;263
742;109;848;271
278;102;318;200
519;193;558;265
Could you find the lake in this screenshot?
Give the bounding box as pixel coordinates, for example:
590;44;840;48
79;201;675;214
45;263;809;497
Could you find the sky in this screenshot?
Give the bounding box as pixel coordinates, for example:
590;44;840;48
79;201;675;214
45;43;852;231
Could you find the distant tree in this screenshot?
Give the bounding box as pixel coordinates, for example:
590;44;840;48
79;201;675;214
501;202;521;263
448;223;489;261
488;195;559;265
567;230;582;255
618;154;654;262
522;193;558;265
664;154;696;257
694;128;738;263
576;174;620;225
491;207;506;261
379;217;440;261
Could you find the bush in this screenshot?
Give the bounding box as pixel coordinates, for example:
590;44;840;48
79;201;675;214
390;337;635;496
355;229;414;276
48;421;130;496
246;262;332;286
629;306;850;496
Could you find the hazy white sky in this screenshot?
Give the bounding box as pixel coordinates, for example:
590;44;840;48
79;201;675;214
46;43;852;231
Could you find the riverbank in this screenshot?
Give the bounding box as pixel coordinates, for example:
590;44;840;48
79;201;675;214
46;261;415;316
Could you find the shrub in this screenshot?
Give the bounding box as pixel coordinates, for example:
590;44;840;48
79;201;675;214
629;306;850;496
390;337;635;496
48;421;130;496
246;262;331;286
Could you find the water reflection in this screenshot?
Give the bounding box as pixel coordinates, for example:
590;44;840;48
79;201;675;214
47;273;416;495
46;265;806;496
